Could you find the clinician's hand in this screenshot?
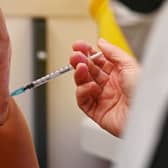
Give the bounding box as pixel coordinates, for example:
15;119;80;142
70;39;140;137
0;9;39;168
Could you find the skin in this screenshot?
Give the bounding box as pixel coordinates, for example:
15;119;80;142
70;38;140;137
0;9;39;167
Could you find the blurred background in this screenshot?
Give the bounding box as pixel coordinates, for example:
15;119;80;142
1;0;165;168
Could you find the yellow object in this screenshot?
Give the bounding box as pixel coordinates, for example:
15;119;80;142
90;0;134;56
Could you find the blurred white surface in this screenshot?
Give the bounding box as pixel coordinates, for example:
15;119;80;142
81;118;122;162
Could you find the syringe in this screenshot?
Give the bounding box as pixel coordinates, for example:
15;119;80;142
10;52;102;97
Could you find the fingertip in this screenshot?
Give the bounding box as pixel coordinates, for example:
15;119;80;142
97;38;113;56
72;40;86;48
97;38;132;63
98;38;108;44
72;40;96;56
97;38;111;48
70;51;88;69
97;38;114;52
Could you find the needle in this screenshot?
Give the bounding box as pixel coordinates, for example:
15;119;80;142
10;52;102;97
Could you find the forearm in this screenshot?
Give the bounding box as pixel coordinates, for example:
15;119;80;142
0;97;39;168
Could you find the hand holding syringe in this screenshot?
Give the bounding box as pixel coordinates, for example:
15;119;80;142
11;52;102;97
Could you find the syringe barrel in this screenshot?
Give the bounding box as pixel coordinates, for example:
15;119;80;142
32;65;73;88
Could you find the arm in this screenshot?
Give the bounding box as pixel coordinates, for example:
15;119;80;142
0;98;39;168
0;9;39;167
